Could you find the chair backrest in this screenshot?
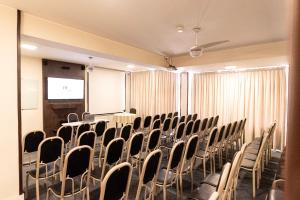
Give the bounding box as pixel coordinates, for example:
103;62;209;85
37;137;64;166
57;125;73;146
153;114;160;122
152;119;161;130
179;115;186;123
160;113;166;123
141;149;162;185
23;130;46;153
216;162;231;197
67;113;79;123
166;141;185;175
167;112;173;118
217;125;226;143
127;132;144;161
213;115;219;127
204;127;218;152
192;113;198;121
143;115;152;129
162;118;171;132
100;162;132;200
230;121;238;137
104;138;125;166
171;116;179;130
77;131;96;150
207;116;214;129
76;123;91;140
182;135;199;164
192;119;201;134
120;124;132;142
175;122;185;140
147;129;161;152
62;145;93;196
186;114;192;123
81;112;90;121
130;108;137;114
200;118;208;132
224;123;232;139
95;121;106;137
133;117;142;131
174;111;179;117
103;127;116;147
184;120;194;137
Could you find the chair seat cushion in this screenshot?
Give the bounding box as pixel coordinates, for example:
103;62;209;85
27;164;60;178
91;166;103;180
156;169;176;185
241;158;255;169
244;153;257;161
202;173;220;187
188;183;216;200
245;148;259;155
49;176;87;196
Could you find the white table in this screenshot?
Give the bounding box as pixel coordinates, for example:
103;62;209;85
113;112;136;126
62;118;109;127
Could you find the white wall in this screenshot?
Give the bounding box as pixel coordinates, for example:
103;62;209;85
21;56;43;136
0;4;20;199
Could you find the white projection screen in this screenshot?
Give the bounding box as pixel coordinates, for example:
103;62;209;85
89;68;126;114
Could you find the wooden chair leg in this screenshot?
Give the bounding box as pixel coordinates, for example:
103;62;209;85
252;170;256;198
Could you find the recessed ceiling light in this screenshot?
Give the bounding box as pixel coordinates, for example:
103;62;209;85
177;25;184;33
224;66;236;70
127;64;135;69
21;43;38;50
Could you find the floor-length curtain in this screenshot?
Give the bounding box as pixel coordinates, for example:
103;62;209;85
130;70;177;117
192;68;287;150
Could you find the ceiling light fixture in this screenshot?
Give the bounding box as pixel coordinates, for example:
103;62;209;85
127;64;135;69
224;65;237;70
177;25;184;33
21;43;38;50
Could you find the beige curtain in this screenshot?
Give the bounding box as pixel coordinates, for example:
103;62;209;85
130;70;177;117
192;68;287;150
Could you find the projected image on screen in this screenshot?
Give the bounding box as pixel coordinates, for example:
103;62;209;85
48;77;84;100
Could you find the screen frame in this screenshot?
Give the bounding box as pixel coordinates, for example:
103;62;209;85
46;76;85;101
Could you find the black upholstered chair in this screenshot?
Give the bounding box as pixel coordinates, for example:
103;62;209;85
46;145;93;200
192;113;198;121
186;114;192;123
184;120;194;139
130;108;137;114
179;115;185;123
200;118;208;138
153;114;160;122
23;130;46;166
137;129;161;162
100;162;132;200
143;115;152;132
173;111;179;117
81;112;90;121
170;116;179;133
75;123;91;144
126;132;144;170
192;119;201;136
26;137;64;199
160;113;166;124
95;121;107;138
213;115;219;127
133;116;142;132
167;112;173;118
152;119;161;130
77;131;96;151
98;127;116;165
135;149;162;200
67;113;79;123
57;125;73;150
206;116;214;134
120;124;132;145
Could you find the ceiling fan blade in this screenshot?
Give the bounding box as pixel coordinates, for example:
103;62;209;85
195;40;229;49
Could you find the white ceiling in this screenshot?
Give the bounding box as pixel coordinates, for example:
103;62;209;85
0;0;288;56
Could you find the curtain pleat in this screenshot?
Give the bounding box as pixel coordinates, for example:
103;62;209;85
192;69;287;150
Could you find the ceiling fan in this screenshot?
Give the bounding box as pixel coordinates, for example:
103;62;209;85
189;26;229;58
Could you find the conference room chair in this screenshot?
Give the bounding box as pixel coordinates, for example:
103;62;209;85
212;115;219;127
120;124;132;148
192;113;198;121
232;120;244;150
155;140;185;200
188;162;231;200
167;112;173;118
266;179;285;200
170;116;179;134
186;114;192;123
153;114;160;122
99;162;132;200
162;122;185;151
81;112;90;121
98;127;117;165
174;111;179;117
91;138;125;182
74;123;91;145
199;118;208;138
23;130;46;167
221;123;232;162
46;145;93;200
225;121;237;160
151;119;161;131
133;116;142;132
179;135;199;194
184;120;194;139
26;137;64;200
195;127;218;178
67;112;79;123
214;125;226;168
160;113;167;124
161;118;171;144
238;118;247;150
77;131;97;160
126;132;144;172
95;120;107;139
142;115;152;133
240;135;269;198
130;108;137;114
135;149;162;200
179;115;186;123
192;119;201;136
206;116;214;135
56;125;73;151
